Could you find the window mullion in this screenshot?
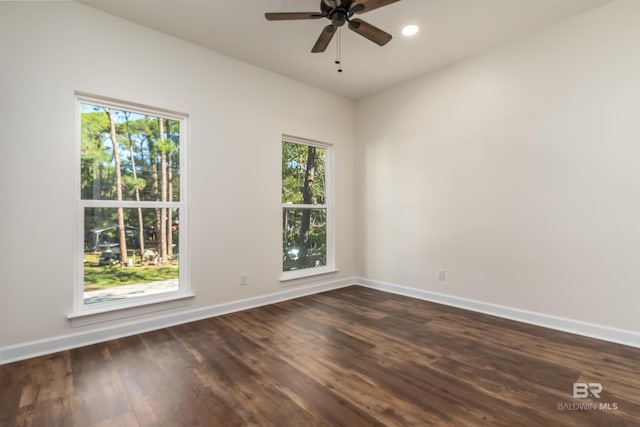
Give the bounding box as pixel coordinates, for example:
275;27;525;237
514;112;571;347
282;204;327;209
80;200;182;209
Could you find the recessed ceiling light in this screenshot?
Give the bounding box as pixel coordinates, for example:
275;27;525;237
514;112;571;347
402;25;420;37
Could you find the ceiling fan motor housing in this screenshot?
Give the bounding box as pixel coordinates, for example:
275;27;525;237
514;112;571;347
321;0;353;27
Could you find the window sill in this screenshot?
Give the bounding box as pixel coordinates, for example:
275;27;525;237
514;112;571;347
68;292;195;327
280;267;339;283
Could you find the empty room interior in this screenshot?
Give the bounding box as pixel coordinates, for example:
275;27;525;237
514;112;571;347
1;0;640;425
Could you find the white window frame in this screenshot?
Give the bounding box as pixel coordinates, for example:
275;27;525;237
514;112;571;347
69;92;192;325
280;135;336;282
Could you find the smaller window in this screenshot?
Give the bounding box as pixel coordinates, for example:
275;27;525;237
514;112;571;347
281;137;334;280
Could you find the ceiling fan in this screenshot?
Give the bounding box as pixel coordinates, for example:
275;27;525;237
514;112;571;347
265;0;401;53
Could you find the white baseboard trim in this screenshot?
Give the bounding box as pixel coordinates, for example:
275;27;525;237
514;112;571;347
356;277;640;349
4;276;638;364
0;277;356;365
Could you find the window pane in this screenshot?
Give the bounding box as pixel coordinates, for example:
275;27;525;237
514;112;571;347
283;208;327;271
80;103;180;202
282;141;325;204
83;207;180;304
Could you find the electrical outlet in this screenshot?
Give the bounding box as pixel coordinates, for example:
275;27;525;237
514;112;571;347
437;268;445;282
240;273;248;286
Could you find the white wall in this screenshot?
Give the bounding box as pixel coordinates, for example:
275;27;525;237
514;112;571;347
356;0;640;333
0;2;356;350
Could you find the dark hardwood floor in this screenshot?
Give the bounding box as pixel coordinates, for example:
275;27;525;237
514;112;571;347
2;286;640;426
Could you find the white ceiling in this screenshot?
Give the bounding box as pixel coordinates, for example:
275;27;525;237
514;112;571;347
75;0;611;99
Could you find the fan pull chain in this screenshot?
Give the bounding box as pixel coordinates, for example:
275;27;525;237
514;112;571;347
335;27;343;73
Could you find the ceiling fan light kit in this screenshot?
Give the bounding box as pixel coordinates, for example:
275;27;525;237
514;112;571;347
265;0;401;56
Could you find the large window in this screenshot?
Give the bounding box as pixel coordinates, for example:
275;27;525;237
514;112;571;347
75;94;189;313
282;137;334;279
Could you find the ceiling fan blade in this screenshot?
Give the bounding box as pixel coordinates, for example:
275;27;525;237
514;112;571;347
311;25;337;53
351;0;401;14
348;18;392;46
265;12;323;21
